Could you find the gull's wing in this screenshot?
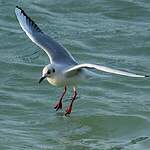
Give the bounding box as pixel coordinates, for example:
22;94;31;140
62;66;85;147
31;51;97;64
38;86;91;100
64;63;149;78
15;6;77;65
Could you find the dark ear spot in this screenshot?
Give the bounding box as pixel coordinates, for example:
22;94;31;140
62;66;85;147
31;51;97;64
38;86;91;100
47;70;51;74
52;68;55;73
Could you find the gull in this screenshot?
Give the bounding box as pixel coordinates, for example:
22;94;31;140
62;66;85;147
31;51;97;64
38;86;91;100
15;6;149;115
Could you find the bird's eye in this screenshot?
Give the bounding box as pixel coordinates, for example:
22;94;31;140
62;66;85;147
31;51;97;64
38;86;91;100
52;68;55;73
47;70;51;74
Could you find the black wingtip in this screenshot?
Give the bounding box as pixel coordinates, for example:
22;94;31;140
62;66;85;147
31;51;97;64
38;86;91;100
16;6;24;13
16;6;22;10
15;6;42;33
145;75;149;78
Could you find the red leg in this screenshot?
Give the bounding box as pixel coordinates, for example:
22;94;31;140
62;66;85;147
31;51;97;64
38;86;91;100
54;85;67;111
65;87;77;115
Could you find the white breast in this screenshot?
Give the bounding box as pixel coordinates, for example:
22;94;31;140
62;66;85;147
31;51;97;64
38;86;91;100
46;67;94;87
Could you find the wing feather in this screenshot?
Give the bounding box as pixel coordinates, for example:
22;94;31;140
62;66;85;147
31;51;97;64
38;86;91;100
15;6;77;65
64;63;148;78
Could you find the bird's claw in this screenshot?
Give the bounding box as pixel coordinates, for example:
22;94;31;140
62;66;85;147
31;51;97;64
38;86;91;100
54;101;62;111
65;106;72;116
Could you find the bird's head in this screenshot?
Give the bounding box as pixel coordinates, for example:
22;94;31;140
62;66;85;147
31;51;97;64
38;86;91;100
39;64;55;83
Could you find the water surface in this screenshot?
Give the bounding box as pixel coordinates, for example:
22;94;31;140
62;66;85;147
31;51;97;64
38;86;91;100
0;0;150;149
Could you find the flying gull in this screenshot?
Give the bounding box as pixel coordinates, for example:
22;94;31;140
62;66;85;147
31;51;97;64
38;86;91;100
15;6;148;115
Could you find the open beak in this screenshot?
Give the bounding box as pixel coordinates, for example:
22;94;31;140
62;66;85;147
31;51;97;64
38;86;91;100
39;76;46;84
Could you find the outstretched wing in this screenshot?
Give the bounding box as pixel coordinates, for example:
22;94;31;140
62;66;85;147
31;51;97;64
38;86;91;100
64;63;149;78
15;6;77;65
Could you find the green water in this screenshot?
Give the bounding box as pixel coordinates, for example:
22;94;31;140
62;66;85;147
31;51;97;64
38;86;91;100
1;0;150;149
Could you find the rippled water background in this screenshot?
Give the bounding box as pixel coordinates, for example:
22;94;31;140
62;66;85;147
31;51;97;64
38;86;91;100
1;0;150;149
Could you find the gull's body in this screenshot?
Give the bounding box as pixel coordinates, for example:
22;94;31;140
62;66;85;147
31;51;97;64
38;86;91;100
15;6;148;115
41;63;93;86
43;64;85;86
